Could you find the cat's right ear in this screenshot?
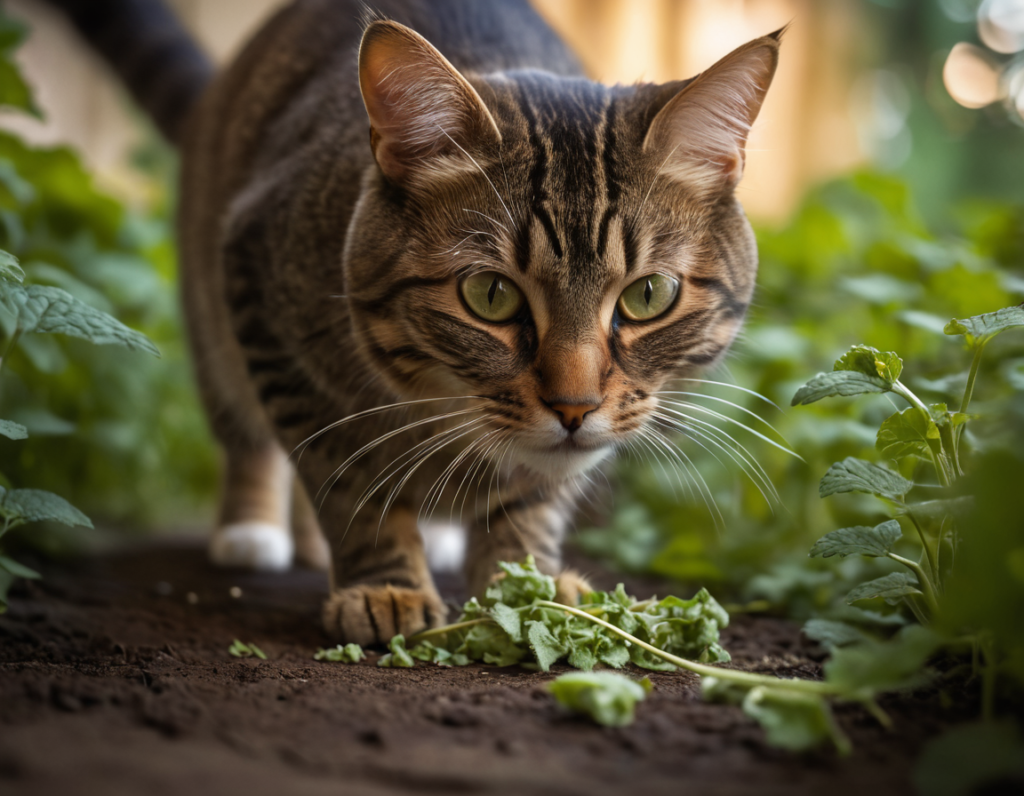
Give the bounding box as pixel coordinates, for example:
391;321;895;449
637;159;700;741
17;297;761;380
358;20;502;184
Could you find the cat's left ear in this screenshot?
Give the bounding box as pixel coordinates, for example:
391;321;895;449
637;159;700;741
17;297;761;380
358;20;502;184
643;29;783;194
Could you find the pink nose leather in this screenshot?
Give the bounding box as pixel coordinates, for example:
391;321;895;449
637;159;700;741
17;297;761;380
548;402;600;432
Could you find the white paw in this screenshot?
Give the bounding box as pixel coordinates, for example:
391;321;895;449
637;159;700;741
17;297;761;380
209;522;293;571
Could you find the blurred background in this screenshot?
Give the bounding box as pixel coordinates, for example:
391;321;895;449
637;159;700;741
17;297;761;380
0;0;1022;611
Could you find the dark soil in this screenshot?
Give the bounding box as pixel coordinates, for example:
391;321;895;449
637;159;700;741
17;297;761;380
0;541;974;796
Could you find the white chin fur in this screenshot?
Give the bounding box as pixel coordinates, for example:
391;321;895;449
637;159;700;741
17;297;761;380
209;522;294;572
509;444;613;481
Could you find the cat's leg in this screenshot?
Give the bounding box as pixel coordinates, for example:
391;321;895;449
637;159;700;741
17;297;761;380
319;505;446;644
464;485;593;605
296;445;446;644
209;440;294;571
290;478;330;570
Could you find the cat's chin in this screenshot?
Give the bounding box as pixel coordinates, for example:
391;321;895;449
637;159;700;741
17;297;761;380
505;441;614;481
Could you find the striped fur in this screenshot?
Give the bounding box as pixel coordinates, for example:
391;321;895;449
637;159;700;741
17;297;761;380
70;0;780;644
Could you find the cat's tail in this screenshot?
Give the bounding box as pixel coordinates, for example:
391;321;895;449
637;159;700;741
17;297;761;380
43;0;212;144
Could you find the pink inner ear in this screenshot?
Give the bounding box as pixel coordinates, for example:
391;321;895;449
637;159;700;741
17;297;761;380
358;21;500;183
644;37;779;192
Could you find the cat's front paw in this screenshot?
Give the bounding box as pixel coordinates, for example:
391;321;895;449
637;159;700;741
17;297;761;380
554;569;594;606
322;584;447;645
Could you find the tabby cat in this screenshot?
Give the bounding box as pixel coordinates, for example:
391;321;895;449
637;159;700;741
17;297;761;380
51;0;780;644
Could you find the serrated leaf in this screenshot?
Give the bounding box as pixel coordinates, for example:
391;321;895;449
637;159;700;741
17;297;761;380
791;370;891;406
809;520;903;559
876;408;938;461
0;283;158;355
0;418;27;440
490;602;522;643
0;248;24;283
0;486;92;532
549;671;649;728
819;458;913;501
0;554;40;579
527;620;567;672
802;619;872;649
845;572;921;606
944;304;1024;342
834;345;903;382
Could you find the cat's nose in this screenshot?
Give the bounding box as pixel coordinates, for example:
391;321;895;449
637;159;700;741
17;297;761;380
545;401;601;432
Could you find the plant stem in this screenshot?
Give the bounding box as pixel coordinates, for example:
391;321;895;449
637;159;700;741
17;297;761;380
406;618;491;644
959;341;986;419
533;600;840;696
0;329;21;379
888;553;940;616
906;511;940;585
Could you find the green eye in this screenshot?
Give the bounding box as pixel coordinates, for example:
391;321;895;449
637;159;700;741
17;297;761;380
460;271;525;322
617;274;680;321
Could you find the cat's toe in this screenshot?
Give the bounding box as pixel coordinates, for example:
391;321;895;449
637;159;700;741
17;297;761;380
554;569;594;606
322;584;447;645
209;522;294;571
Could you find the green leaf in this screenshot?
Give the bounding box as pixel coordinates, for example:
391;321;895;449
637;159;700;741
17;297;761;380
819;458;913;501
0;248;24;283
0;418;27;440
548;671;650;727
0;57;41;118
741;686;850;755
490;601;523;643
825;625;943;692
834;345;903;382
0;283;159;355
914;721;1024;796
377;634;415;668
845;572;921;606
484;555;557;607
802;619;872;649
408;640;456;665
876;407;939;461
314;643;365;663
791;370;891;406
944;304;1024;343
809;520;903;559
900;496;974;521
228;640;267;660
527;620;567;672
0;486;92;532
0;554;40;579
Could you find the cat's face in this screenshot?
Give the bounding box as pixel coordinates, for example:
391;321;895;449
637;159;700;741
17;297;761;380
345;22;779;480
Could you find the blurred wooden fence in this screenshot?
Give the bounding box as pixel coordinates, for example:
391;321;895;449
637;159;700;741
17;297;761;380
4;0;865;221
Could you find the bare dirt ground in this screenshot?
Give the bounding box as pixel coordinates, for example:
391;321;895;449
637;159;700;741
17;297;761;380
0;541;975;796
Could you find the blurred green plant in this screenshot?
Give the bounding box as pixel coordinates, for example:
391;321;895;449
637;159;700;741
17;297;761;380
0;6;217;544
0;248;157;609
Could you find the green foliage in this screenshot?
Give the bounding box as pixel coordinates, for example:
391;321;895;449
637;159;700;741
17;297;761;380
0;7;216;531
376;634;415;668
548;672;652;727
315;643;366;663
405;557;731;673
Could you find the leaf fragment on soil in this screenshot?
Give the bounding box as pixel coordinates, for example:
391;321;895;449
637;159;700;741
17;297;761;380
229;640;267;660
315;643;365;663
548;671;652;727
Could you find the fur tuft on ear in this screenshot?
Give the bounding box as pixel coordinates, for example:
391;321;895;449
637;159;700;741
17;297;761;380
358;20;501;184
643;30;782;194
